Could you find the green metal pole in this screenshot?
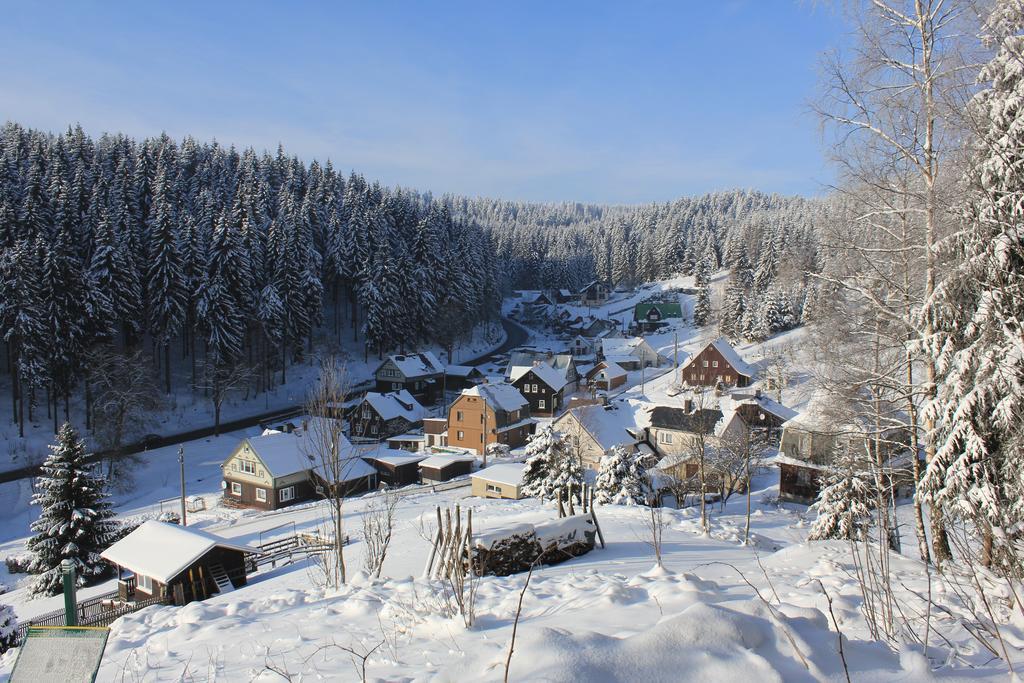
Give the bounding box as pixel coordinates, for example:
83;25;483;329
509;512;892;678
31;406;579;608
62;559;78;626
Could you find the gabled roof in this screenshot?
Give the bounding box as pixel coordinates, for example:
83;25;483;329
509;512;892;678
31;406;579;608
445;365;484;379
361;390;425;422
419;453;478;469
589;361;627;381
383;352;444;379
463;383;529;413
601;336;656;358
101;521;259;584
635;302;683;319
578;280;607;294
721;392;798;423
647;407;723;434
506;352;575;384
556;403;638;452
682;338;756;378
510;363;567;392
239;428;372;484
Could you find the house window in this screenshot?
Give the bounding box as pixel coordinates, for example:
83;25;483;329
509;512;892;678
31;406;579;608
538;399;546;410
486;483;501;493
279;486;295;502
659;432;673;444
256;488;267;502
138;574;153;592
702;360;709;367
457;411;464;422
230;482;242;496
240;460;257;475
370;424;378;435
796;468;812;486
392;383;401;391
457;430;465;440
712;361;718;368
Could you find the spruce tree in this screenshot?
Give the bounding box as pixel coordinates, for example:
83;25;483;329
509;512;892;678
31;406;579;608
27;423;117;596
808;446;875;541
595;445;649;505
520;425;558;499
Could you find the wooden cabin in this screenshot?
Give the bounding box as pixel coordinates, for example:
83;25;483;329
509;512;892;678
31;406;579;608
510;363;568;417
348;390;425;441
578;280;610;306
364;450;429;487
374;352;444;404
447;383;534;454
586;361;627;392
101;521;260;606
679;338;755;388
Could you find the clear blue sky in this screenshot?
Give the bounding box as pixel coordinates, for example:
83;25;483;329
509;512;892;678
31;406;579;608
0;1;849;203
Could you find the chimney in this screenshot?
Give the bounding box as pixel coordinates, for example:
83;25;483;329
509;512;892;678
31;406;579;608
754;388;762;399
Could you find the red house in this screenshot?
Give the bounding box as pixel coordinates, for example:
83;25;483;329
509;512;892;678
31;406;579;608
680;338;755;388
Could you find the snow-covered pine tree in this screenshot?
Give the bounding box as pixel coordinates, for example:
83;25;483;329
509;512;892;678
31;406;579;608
809;445;875;541
594;445;649;505
27;423;117;596
520;424;574;500
719;276;746;340
922;0;1024;566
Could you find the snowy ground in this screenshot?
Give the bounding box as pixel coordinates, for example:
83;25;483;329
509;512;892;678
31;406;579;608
1;468;1012;681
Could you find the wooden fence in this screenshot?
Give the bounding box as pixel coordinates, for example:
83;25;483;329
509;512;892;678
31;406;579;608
13;591;169;646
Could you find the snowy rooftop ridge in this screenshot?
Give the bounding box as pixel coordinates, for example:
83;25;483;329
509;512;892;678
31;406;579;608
101;521;259;584
387;352;443;378
362;389;425;422
472;463;526;487
464;382;529;412
511;362;568;391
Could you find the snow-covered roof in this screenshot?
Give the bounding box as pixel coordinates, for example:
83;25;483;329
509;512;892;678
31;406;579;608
366;450;429;467
603;354;637;366
419;453;478;469
592;361;627;380
682;338;756;378
386;352;443;379
445;365;482;379
720;392;798;423
361;390;425;422
101;521;259;583
511;363;567;392
601;337;642;357
243;431;320;479
557;403;639;452
387;433;425;442
648;407;723;434
464;383;529;413
471;463;526;488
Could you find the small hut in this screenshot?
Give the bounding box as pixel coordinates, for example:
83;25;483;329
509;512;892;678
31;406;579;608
101;521;260;606
418;453;477;483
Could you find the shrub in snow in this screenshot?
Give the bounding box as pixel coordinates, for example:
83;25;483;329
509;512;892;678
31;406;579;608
808;447;875;541
521;425;582;501
594;445;650;505
0;603;16;654
27;423;117;596
4;554;32;575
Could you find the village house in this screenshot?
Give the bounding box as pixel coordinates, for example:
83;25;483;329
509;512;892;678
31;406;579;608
578;280;611;306
679;338;756;388
510;362;568;417
585;360;627;392
633;301;683;333
553;402;642;471
717;391;798;446
443;364;486;391
645;405;725;483
423;417;449;448
471;463;527;500
221;424;377;510
102;521;260;606
447;383;534;454
386;433;426;451
580;318;622;338
374;352;445;404
347;390;425;441
505;351;580;393
777;394;913;504
419;453;478;483
600;336;666;371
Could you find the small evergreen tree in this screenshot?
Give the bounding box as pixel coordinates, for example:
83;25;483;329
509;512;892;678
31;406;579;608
595;445;649;505
808;446;875;541
0;602;16;654
520;425;558;499
27;423;117;596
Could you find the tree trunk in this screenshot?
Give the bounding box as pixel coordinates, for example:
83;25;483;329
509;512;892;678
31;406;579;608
164;343;171;394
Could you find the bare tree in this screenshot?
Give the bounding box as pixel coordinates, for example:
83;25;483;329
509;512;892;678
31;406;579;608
302;358;352;587
362;489;400;578
814;0;978;565
640;492;667;567
715;420;770;543
197;359;255;436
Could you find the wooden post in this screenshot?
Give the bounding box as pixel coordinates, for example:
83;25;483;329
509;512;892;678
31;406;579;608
568;486;576;516
556;490;565;518
466;509;474;577
590;505;606;549
424;506;443;577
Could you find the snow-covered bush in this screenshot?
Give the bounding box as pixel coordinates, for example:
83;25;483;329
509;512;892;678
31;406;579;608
0;603;16;654
594;445;650;505
27;423;117;596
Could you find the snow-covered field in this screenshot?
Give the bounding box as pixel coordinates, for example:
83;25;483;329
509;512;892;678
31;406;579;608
1;470;1007;681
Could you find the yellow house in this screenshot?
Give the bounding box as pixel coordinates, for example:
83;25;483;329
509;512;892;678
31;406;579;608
470;463;526;500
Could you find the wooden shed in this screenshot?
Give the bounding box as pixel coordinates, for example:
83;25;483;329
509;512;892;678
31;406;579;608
418;453;477;483
101;521;260;606
364;450;429;487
